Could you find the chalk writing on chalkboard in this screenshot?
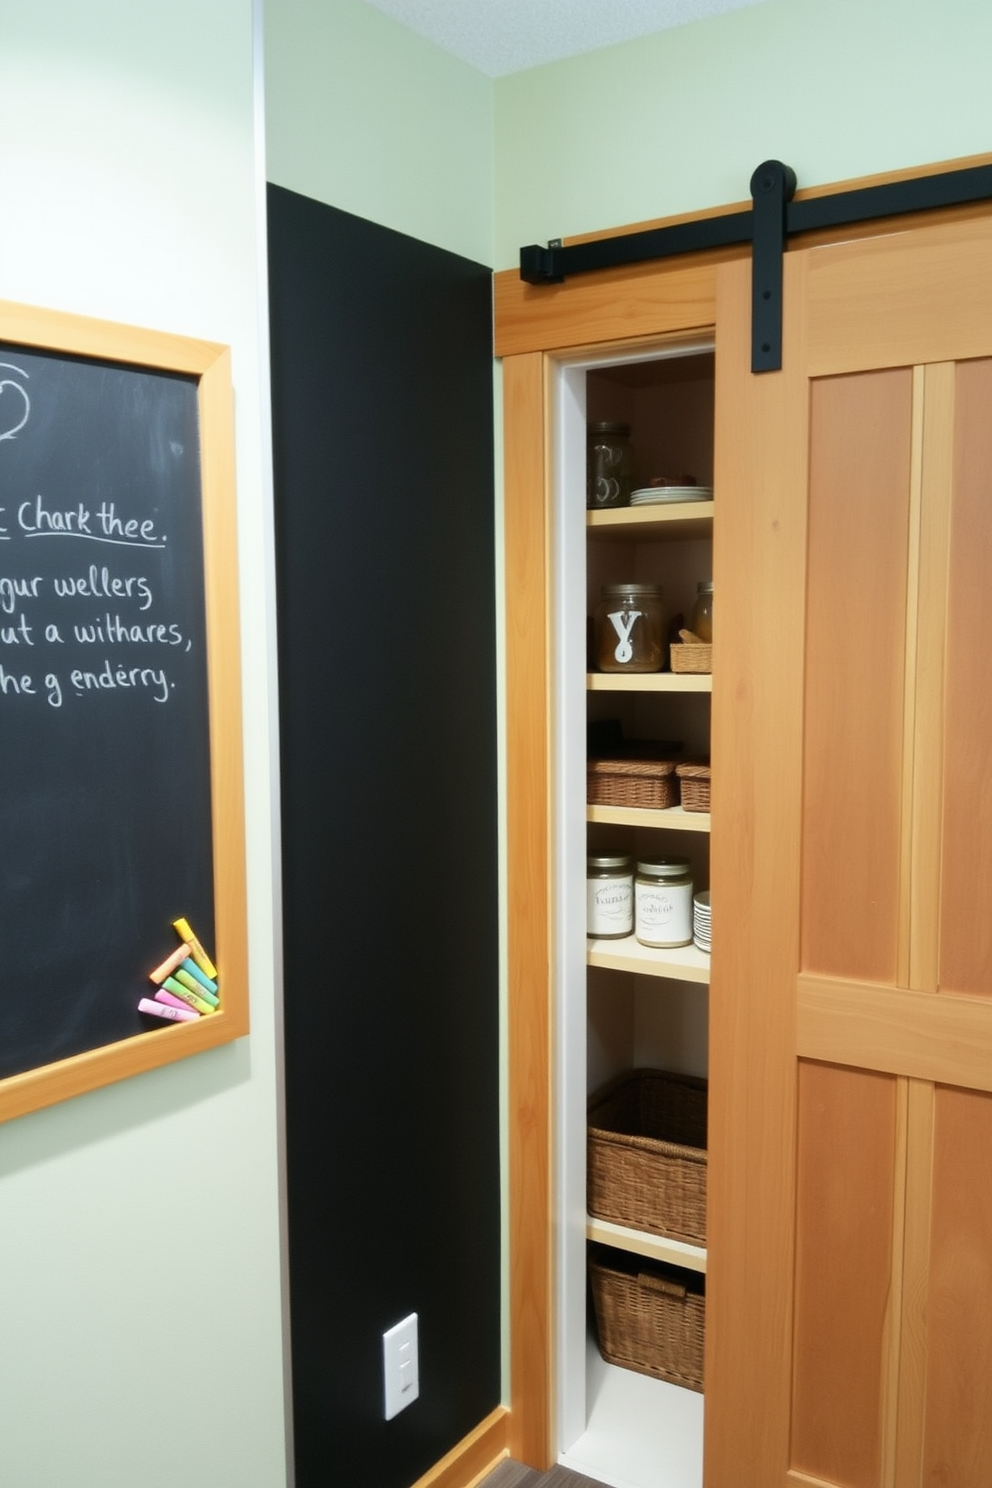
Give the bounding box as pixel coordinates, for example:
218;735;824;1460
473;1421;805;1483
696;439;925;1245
0;342;216;1084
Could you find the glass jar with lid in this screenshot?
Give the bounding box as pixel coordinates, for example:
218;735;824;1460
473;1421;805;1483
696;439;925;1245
634;856;694;948
692;580;714;643
587;853;633;939
594;584;666;673
586;422;632;509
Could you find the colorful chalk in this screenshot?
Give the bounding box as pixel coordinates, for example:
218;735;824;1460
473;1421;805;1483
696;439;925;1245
163;975;215;1016
174;966;219;1007
172;917;217;981
179;957;218;996
155;987;200;1015
139;996;198;1023
149;941;193;984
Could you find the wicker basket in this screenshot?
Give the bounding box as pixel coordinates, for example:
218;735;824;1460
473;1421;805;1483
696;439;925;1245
589;1246;705;1391
670;642;712;673
676;762;711;813
588;1069;707;1244
587;754;679;811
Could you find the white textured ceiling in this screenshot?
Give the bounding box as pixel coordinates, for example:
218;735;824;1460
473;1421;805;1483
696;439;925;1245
364;0;772;77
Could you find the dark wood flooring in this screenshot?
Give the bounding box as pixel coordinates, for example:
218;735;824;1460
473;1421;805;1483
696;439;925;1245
480;1460;611;1488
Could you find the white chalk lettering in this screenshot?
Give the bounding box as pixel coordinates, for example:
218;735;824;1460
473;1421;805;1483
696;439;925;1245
72;614;184;647
0;363;30;445
96;502;162;546
69;660;171;704
0;665;35;696
52;568;153;610
0;575;44;613
19;495;92;536
0;613;34;645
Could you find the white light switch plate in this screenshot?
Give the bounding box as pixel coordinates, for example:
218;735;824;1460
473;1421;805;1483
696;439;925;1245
383;1312;419;1420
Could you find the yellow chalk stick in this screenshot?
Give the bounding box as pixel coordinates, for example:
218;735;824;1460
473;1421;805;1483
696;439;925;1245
172;917;218;981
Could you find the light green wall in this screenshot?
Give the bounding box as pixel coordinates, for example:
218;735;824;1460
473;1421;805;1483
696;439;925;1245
0;3;287;1485
494;0;992;268
264;0;494;266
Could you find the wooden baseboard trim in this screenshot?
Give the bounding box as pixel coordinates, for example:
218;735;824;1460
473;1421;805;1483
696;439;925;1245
410;1406;510;1488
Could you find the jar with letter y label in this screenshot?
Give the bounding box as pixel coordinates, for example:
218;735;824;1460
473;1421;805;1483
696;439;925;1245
594;584;665;673
635;857;693;947
587;854;634;939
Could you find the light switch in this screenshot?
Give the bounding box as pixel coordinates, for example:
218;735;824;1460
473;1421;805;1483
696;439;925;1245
383;1312;419;1420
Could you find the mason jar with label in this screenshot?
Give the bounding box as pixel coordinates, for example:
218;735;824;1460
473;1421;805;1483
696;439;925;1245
594;583;666;673
634;856;694;948
587;854;634;939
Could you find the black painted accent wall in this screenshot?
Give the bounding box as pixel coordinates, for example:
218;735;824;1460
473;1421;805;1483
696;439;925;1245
267;184;500;1488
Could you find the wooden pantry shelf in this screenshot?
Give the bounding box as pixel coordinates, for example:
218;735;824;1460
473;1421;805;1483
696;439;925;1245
587;501;714;543
587;803;711;833
587;934;710;983
586;1215;707;1274
587;672;712;694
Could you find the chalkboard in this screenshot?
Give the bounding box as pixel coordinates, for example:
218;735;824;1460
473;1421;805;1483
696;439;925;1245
269;186;500;1488
0;302;248;1121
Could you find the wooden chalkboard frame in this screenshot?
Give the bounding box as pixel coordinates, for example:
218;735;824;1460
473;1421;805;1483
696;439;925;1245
0;300;248;1122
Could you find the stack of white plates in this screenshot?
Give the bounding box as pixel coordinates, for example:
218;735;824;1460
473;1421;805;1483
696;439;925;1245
630;485;713;506
693;889;711;953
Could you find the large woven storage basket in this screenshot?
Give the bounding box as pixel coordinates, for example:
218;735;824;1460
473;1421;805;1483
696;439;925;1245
588;1069;707;1244
589;1246;705;1392
586;754;679;811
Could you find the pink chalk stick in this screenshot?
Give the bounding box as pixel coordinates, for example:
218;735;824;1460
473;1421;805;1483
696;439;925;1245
155;988;200;1015
139;996;198;1023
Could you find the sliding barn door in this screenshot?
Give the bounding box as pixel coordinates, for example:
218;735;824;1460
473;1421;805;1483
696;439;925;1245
707;213;992;1488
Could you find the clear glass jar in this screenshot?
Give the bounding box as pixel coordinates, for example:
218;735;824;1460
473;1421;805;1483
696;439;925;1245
634;856;693;947
586;422;632;509
587;854;633;939
594;584;666;673
692;580;713;644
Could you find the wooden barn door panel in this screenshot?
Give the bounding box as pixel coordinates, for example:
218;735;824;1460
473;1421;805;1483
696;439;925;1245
939;357;992;1000
707;215;992;1488
790;1062;900;1488
922;1085;992;1486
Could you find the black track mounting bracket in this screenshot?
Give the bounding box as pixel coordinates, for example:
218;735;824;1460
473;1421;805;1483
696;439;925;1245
749;160;797;372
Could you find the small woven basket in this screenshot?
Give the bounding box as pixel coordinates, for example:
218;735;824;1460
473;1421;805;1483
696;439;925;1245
676;762;711;813
670;642;712;673
588;1069;707;1244
587;755;679;811
589;1246;705;1392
